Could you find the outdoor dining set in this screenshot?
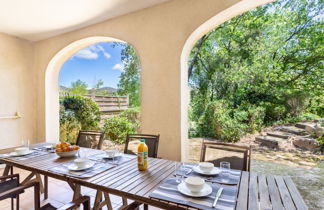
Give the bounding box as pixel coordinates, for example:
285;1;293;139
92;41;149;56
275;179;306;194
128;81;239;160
0;131;308;210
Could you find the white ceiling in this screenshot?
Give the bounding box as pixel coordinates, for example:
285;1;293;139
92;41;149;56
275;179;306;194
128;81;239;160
0;0;170;41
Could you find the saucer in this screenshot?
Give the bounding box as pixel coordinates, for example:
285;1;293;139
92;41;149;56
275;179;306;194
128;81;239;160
192;166;220;175
177;182;212;197
9;150;33;157
102;153;122;159
68;161;95;171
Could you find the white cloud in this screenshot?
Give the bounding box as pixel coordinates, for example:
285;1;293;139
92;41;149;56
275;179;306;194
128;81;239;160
72;44;111;60
103;52;111;59
73;49;98;59
113;63;124;71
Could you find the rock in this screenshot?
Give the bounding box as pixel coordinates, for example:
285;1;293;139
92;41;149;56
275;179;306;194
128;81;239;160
255;136;286;148
267;131;291;139
314;123;324;136
292;137;320;150
278;126;308;135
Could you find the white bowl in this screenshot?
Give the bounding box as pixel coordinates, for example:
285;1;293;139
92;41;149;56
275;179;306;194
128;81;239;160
199;162;214;173
74;158;89;168
105;150;117;158
185;177;205;192
15;147;29;155
56;150;78;158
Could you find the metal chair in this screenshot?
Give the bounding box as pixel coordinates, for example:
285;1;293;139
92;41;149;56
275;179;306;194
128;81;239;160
0;174;90;210
76;130;105;150
124;134;160;158
200;141;251;171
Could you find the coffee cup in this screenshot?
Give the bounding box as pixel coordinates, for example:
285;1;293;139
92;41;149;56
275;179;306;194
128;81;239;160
74;158;89;168
185;176;205;192
15;147;29;155
105;150;117;158
199;162;214;173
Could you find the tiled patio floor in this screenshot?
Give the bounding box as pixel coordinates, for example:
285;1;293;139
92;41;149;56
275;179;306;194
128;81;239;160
0;167;161;210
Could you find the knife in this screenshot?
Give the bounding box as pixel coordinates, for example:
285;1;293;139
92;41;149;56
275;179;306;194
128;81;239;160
185;168;193;175
212;187;223;208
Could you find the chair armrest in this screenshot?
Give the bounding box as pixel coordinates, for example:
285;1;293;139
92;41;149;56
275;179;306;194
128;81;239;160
0;181;39;200
0;174;19;181
57;196;91;210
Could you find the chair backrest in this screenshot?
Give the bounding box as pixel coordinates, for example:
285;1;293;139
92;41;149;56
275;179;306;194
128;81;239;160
76;130;105;149
124;134;160;158
200;141;251;171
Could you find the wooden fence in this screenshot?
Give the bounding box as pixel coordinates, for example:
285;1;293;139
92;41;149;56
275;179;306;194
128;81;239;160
60;92;129;118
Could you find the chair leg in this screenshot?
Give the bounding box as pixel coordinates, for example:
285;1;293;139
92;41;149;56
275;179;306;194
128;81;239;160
11;198;14;210
44;175;48;199
144;204;148;210
16;195;19;210
122;197;128;205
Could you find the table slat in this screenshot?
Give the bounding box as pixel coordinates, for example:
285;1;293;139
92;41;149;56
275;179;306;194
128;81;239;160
236;171;249;210
267;175;284;210
259;174;271;210
248;172;259;210
284;176;308;210
275;175;296;210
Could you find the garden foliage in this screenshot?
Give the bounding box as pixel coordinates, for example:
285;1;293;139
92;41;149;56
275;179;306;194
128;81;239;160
188;0;323;141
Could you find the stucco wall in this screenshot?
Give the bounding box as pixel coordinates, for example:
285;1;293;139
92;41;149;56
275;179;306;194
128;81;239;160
0;33;35;149
33;0;243;161
30;0;271;160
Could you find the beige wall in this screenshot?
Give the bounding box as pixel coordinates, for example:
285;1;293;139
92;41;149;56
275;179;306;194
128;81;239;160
0;0;273;159
0;33;35;149
34;0;243;161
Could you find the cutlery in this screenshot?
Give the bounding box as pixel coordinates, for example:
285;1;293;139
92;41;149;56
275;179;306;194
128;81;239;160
185;168;193;175
212;187;223;208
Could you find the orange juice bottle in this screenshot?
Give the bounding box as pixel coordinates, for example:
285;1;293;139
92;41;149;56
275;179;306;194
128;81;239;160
137;139;148;171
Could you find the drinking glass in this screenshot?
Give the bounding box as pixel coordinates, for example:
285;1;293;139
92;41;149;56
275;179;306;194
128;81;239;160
22;139;30;148
220;161;230;183
174;162;183;183
78;148;88;159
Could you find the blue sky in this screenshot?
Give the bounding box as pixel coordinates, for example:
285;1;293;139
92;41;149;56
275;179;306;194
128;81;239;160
59;42;125;89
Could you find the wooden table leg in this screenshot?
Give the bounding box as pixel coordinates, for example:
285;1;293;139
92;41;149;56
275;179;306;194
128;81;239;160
2;164;12;176
21;172;45;194
93;191;113;210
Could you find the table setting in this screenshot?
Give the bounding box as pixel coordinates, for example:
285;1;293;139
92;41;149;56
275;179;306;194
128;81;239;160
88;149;137;165
0;140;50;161
150;161;239;209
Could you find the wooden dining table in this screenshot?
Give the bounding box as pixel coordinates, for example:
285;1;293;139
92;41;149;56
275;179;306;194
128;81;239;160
0;143;308;210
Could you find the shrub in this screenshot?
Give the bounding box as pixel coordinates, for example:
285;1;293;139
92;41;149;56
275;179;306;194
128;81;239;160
60;95;101;130
120;107;140;132
103;116;135;144
59;105;81;144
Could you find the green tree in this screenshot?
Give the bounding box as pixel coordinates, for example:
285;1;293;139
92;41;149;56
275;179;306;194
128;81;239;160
117;45;141;107
189;0;324;140
70;79;88;95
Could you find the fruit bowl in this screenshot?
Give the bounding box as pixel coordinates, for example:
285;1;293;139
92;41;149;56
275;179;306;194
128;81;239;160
56;150;78;158
55;142;80;158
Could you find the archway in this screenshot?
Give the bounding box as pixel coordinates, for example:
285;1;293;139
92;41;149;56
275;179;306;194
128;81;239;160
45;36;130;142
180;0;274;161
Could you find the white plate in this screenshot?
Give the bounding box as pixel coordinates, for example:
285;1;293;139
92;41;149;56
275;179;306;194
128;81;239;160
102;153;122;159
9;150;34;157
68;161;95;171
177;182;212;197
192;166;220;175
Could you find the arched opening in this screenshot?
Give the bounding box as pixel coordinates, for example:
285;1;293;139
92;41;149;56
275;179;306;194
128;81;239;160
180;0;274;161
180;0;323;207
45;36;140;143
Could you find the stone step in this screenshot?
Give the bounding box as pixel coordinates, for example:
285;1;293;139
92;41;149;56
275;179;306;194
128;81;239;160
277;126;307;136
267;131;291;139
255;136;286;148
295;122;316;129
